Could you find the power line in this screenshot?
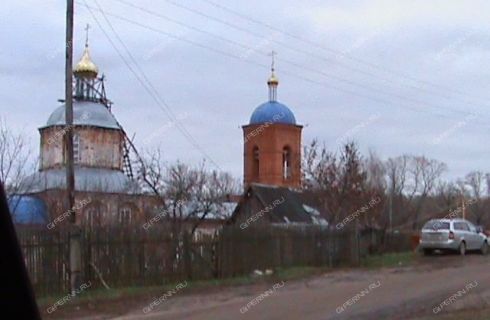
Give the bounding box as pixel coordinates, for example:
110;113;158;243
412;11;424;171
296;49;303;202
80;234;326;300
82;0;223;171
92;0;221;170
198;0;490;106
81;2;490;124
158;0;488;108
106;0;489;120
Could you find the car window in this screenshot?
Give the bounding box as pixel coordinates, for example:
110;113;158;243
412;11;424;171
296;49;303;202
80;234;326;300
466;222;476;232
423;221;449;230
455;222;470;231
455;222;468;231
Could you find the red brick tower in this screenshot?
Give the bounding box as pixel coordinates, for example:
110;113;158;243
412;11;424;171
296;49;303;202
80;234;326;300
243;60;302;188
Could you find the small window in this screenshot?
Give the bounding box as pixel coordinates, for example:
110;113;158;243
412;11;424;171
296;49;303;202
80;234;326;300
252;146;259;179
118;207;132;225
283;146;291;180
86;207;101;228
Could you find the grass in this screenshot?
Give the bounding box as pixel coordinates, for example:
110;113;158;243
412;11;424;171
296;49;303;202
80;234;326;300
361;251;416;268
38;284;161;307
38;253;412;313
39;255;411;308
38;265;328;309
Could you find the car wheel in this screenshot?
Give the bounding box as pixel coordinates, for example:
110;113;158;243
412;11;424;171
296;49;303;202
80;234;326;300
423;249;433;256
480;241;488;255
459;242;466;256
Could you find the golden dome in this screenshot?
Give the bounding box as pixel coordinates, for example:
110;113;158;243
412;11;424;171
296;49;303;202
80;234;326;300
74;46;98;78
267;72;279;85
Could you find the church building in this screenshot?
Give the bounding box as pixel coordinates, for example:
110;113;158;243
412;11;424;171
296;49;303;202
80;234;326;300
242;63;302;189
231;60;327;227
14;36;158;228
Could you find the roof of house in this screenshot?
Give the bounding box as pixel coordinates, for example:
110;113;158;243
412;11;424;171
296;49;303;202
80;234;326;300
231;183;328;226
8;195;49;225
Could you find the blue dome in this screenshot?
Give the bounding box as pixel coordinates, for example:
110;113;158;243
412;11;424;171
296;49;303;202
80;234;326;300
8;195;49;225
249;101;296;125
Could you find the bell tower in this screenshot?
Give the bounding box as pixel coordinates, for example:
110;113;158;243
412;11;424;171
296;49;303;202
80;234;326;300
243;54;302;188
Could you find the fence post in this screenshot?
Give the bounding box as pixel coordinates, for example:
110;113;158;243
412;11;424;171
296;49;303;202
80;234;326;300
183;232;192;281
351;228;361;267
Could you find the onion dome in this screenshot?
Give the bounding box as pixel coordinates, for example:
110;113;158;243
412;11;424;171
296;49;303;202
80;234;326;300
249;54;297;125
250;101;296;125
74;45;99;79
267;71;279;86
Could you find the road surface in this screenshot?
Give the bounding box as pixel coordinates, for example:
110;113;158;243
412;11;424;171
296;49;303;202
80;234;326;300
113;254;490;320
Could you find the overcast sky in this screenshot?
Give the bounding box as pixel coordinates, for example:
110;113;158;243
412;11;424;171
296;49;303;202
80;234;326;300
2;0;490;181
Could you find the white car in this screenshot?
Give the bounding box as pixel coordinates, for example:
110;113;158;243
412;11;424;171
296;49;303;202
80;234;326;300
419;218;488;255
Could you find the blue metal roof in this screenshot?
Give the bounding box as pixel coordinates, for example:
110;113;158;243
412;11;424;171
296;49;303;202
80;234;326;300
249;101;296;125
8;195;49;225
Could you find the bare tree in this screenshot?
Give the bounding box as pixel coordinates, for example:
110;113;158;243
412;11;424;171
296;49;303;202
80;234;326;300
385;155;446;230
304;139;342;224
141;150;240;278
0;119;36;208
365;150;386;192
303;140;380;228
364;150;387;228
142;149;239;235
434;181;459;213
408;156;447;230
385;155;409;198
385;155;410;229
465;171;487;225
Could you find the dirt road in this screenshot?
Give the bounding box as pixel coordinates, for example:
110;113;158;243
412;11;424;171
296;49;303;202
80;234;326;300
114;254;490;320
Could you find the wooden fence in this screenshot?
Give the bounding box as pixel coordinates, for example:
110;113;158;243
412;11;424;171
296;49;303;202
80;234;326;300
16;225;412;297
17;227;71;297
218;226;359;278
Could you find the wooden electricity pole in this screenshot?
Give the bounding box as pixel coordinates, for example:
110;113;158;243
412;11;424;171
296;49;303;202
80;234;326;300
462;197;466;220
64;0;81;293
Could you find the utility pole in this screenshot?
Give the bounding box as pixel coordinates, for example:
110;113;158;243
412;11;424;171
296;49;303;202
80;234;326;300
65;0;81;293
462;196;466;220
388;189;393;233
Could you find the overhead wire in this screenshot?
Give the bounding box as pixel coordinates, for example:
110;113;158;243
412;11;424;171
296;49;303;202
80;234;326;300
198;0;490;106
78;2;490;126
82;0;223;170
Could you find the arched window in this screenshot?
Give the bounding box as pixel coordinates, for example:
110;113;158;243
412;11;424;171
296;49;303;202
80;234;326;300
118;206;132;226
84;203;103;228
283;146;292;180
253;146;260;179
86;207;101;227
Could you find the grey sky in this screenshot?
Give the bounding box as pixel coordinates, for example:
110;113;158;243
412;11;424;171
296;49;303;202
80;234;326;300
2;0;490;180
